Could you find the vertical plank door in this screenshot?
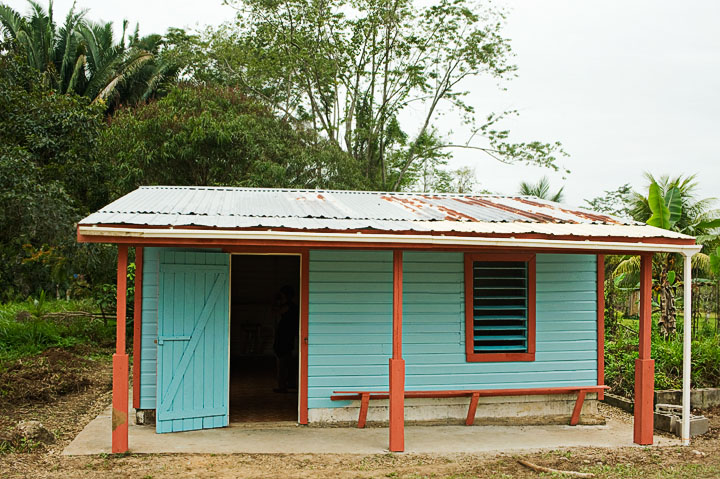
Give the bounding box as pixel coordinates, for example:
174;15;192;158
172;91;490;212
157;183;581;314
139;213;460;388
156;252;229;433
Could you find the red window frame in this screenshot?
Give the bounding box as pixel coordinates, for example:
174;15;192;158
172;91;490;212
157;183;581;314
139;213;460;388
464;253;536;362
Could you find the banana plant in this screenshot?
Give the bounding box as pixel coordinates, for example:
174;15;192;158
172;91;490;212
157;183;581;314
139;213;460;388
710;246;720;277
647;183;682;229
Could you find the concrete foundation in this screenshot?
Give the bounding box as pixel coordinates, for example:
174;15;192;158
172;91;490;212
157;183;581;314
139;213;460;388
309;394;603;426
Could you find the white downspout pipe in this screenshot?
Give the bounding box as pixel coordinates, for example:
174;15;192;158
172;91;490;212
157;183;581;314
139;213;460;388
682;252;693;446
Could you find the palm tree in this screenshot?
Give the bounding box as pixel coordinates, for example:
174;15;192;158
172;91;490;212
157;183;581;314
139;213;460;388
613;173;719;337
0;0;175;108
518;176;565;202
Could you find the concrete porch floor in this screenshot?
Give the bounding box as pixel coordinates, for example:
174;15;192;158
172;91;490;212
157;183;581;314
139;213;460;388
63;397;680;455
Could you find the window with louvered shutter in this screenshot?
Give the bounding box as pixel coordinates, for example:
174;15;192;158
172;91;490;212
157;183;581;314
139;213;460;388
464;253;536;362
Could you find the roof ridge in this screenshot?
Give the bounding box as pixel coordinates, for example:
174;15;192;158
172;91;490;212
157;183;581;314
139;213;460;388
138;185;537;200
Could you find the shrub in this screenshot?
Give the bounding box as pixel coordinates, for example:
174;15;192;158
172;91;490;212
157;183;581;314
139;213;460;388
605;315;720;398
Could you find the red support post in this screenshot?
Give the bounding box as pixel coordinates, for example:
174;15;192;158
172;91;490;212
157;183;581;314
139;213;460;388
634;253;655;445
299;249;310;425
389;250;405;452
112;245;129;453
132;247;143;410
597;254;605;400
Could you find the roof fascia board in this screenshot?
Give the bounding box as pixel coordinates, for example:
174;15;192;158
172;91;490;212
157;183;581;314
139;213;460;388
77;226;702;255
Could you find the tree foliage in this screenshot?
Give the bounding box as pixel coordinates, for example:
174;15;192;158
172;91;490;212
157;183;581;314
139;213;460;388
0;42;114;300
179;0;566;190
517;176;564;202
0;0;178;109
100;84;368;195
584;184;633;219
612;174;720;337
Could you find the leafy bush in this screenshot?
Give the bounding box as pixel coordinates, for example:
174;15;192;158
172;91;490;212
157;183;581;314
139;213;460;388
605;315;720;398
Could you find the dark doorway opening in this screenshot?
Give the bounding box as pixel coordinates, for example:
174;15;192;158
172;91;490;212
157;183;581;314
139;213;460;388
230;254;300;423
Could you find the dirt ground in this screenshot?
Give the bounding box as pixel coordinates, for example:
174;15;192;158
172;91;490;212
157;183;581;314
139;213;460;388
1;351;720;478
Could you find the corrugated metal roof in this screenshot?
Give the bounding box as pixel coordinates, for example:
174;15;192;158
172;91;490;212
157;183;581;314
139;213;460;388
78;186;692;240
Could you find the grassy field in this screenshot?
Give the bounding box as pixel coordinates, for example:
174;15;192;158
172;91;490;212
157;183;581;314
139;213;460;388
0;297;116;361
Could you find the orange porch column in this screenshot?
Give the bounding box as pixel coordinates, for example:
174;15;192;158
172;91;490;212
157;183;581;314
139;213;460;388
634;253;655;445
112;245;130;453
389;250;405;452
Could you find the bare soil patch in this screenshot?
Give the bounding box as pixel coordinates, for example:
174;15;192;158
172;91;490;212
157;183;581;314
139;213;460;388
0;347;113;453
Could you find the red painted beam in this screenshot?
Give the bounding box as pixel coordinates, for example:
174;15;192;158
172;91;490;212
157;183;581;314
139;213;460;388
132;247;143;410
597;254;605;400
389;250;405;452
299;249;310;425
77;224;698;247
639;254;653;360
634;253;655;445
112;245;129;453
392;251;403;360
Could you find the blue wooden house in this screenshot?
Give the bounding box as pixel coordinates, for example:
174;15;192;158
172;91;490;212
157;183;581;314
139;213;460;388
77;186;701;453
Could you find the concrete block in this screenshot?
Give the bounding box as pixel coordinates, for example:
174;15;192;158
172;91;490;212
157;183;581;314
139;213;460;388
654;403;709;437
653;388;720;410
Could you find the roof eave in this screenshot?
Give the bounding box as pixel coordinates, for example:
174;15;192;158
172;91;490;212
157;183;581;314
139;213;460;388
76;225;702;255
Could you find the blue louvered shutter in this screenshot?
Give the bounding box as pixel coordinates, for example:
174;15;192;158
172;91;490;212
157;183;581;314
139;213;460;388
472;260;529;353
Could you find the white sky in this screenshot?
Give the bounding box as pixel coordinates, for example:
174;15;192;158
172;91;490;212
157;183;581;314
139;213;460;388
5;0;719;207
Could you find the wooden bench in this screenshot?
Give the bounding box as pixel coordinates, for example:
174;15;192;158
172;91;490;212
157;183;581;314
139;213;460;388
331;386;610;428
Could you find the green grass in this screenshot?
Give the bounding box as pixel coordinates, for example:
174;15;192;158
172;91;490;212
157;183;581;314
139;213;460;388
0;298;116;362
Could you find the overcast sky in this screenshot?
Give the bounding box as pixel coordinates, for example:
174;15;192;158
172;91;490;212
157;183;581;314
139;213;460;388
5;0;719;207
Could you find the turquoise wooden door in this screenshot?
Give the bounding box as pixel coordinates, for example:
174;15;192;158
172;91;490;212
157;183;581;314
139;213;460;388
156;253;229;433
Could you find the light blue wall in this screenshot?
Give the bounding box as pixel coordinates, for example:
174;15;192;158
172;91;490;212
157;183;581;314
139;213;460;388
139;247;160;409
308;250;393;409
307;251;598;409
141;249;598;411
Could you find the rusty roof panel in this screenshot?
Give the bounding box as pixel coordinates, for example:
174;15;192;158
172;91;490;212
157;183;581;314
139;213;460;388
79;186;692;240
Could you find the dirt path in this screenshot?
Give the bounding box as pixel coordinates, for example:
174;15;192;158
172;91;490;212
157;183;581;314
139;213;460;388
1;350;720;478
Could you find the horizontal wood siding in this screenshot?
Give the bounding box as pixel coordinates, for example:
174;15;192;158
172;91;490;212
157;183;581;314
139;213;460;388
307;251;597;409
139;247;160;409
308;250;393;408
139;247;224;410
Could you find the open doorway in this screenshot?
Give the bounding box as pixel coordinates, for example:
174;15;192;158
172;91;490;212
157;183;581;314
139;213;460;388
230;254;300;423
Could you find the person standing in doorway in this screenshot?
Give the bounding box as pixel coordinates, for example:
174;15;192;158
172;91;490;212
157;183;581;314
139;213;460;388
273;285;299;393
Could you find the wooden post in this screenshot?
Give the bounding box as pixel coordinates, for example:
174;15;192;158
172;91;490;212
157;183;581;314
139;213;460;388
299;249;310;425
132;247;143;410
597;254;605;400
389;250;405;452
112;245;129;453
634;253;655;445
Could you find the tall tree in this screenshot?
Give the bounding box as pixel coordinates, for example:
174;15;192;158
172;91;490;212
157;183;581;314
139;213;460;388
518;176;564;202
184;0;566;190
0;0;176;108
